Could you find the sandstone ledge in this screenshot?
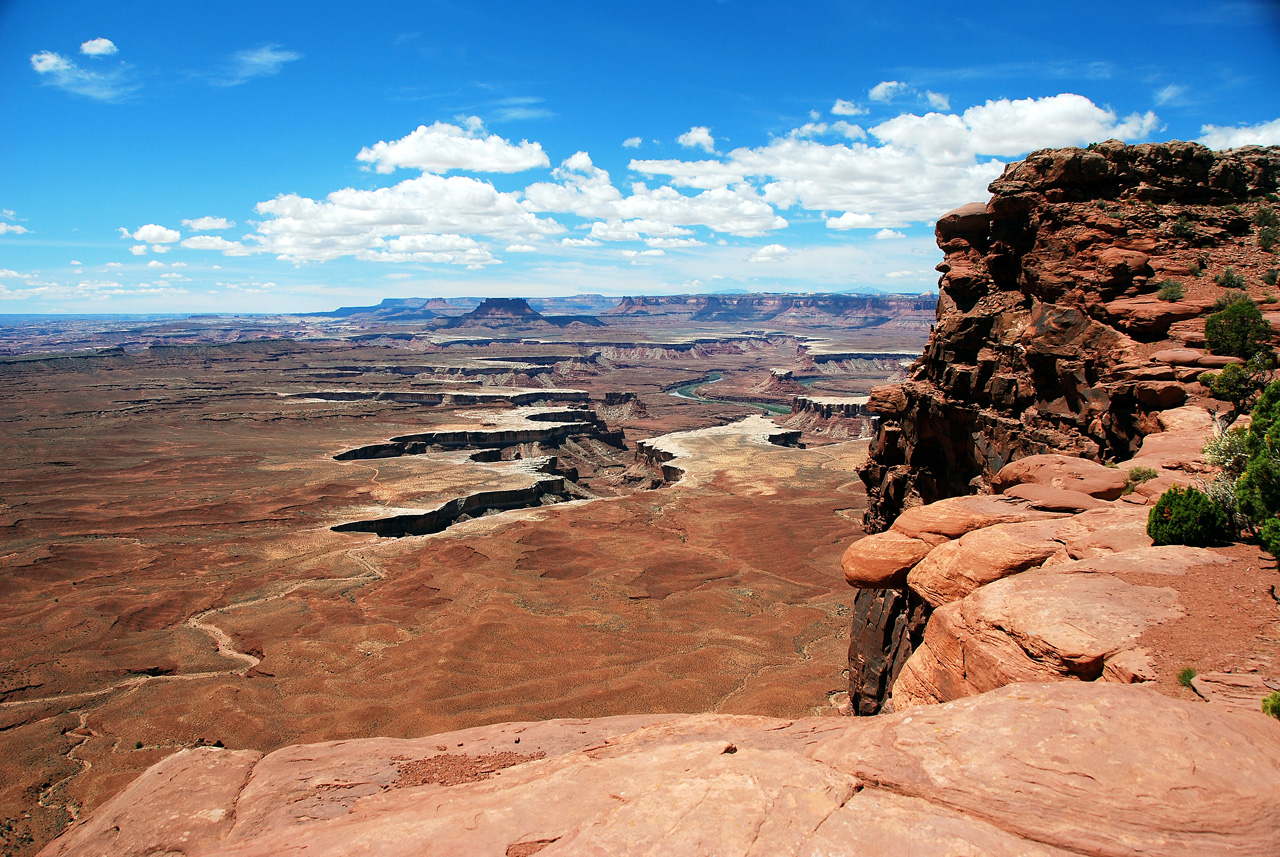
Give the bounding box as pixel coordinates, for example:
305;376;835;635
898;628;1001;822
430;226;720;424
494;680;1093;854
40;683;1280;857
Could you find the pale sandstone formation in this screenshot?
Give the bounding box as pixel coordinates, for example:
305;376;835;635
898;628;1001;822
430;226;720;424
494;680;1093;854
39;683;1280;857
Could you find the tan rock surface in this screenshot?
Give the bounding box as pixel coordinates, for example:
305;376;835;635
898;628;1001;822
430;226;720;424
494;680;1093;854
889;494;1064;541
893;569;1182;708
990;453;1128;499
906;518;1066;607
41;683;1280;857
1001;482;1111;511
840;530;932;588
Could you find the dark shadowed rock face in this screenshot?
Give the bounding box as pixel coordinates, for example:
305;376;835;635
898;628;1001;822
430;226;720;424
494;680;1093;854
849;141;1280;711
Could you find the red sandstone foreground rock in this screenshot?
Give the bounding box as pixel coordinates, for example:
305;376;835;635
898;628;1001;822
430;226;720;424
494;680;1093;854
39;682;1280;857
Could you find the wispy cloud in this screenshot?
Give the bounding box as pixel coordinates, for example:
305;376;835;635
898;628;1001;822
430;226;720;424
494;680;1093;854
1154;84;1187;106
30;50;136;101
490;96;553;122
211;45;302;87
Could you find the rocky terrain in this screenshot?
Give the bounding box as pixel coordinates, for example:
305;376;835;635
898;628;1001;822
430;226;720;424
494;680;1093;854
844;142;1280;726
1;322;910;856
22;142;1280;856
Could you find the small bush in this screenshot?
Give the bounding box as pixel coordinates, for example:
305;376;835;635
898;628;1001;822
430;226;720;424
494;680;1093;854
1226;204;1243;215
1155;280;1185;301
1264;269;1279;286
1212;289;1252;312
1216;267;1247;290
1260;225;1278;252
1170;216;1195;241
1190;262;1203;277
1148;486;1233;546
1127;465;1159;485
1177;666;1198;687
1264;691;1280;719
1265;295;1278;304
1267;192;1280;204
1205;427;1250;478
1205;297;1272;360
1256;207;1280;228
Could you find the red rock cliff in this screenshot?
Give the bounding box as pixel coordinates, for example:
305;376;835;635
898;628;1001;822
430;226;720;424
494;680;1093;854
849;140;1280;712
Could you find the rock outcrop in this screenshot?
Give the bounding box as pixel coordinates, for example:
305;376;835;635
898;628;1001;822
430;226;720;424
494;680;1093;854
861;141;1280;531
39;683;1280;857
848;142;1280;711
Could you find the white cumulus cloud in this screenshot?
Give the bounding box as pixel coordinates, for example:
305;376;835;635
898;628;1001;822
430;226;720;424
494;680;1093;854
832;99;867;116
123;224;181;243
505;244;538;252
875;228;906;239
356;120;550;174
677;126;717;153
182;216;235;231
1199;118;1280;150
0;224;30;235
869;81;911;102
80;38;117;56
622;137;642;148
180;236;252;256
749;244;792;263
129;244;148;255
925;91;950;111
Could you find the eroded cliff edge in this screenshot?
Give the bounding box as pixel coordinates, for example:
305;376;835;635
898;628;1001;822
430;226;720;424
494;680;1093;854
849;141;1280;713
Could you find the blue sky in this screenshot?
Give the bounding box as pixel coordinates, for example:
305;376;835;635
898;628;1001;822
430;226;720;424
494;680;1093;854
2;1;1279;314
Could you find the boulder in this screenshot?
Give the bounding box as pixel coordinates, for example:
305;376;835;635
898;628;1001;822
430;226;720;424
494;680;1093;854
1001;483;1111;511
1133;380;1187;409
841;531;933;588
892;569;1182;709
991;453;1128;500
889;495;1064;542
906;519;1066;607
1150;347;1205;366
865;384;908;417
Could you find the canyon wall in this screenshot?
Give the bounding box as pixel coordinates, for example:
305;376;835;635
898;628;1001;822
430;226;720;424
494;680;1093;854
850;140;1280;710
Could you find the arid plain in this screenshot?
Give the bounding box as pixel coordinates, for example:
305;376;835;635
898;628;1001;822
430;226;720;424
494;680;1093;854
0;294;931;854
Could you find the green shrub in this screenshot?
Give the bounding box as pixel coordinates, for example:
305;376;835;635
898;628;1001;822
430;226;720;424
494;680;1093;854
1170;216;1195;241
1263;691;1280;719
1147;486;1233;546
1264;269;1279;286
1256;207;1280;228
1267;193;1280;204
1190;262;1203;277
1216;267;1247;290
1260;225;1278;252
1155;280;1185;301
1205;297;1272;360
1177;666;1198;687
1212;289;1251;311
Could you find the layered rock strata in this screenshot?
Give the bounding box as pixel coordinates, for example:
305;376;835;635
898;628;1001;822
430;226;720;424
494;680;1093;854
849;142;1280;711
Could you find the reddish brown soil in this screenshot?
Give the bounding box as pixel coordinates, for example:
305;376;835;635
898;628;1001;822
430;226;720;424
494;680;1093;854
1122;541;1280;703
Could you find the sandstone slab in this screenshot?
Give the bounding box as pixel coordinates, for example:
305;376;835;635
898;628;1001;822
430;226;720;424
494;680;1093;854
841;530;932;588
893;569;1182;708
1001;482;1110;511
991;453;1128;499
40;683;1280;857
906;518;1066;607
889;495;1064;541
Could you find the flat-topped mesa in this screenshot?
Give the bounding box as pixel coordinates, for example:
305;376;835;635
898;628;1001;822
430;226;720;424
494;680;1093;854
860;141;1280;533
